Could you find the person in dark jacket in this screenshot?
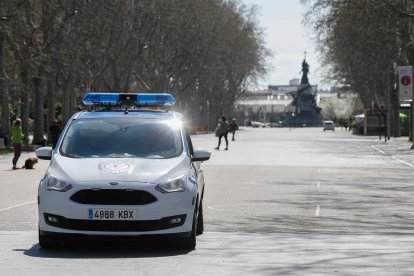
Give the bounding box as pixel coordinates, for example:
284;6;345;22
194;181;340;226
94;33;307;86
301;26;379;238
49;120;61;148
214;117;229;150
229;118;239;141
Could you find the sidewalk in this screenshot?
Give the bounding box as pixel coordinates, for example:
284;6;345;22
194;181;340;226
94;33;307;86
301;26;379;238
372;136;414;167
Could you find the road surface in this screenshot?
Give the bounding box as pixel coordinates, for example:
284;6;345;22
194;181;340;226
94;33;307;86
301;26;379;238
1;127;414;275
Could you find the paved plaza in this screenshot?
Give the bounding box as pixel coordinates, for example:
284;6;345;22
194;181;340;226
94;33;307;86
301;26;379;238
1;128;414;275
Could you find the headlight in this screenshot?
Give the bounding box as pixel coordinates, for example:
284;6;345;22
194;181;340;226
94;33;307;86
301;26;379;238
45;176;73;192
155;175;186;193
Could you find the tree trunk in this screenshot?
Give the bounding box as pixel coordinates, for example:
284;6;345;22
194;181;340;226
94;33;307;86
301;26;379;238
62;79;71;125
0;31;10;146
33;76;45;145
0;32;6;79
0;86;11;146
411;102;414;148
390;79;400;138
20;69;30;144
46;79;56;144
69;82;76;118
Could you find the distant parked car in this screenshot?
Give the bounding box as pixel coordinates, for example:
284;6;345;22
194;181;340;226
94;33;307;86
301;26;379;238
323;120;335;131
251;121;266;128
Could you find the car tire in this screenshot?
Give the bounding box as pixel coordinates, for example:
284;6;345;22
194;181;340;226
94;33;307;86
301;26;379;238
38;230;60;249
178;206;198;250
196;201;204;235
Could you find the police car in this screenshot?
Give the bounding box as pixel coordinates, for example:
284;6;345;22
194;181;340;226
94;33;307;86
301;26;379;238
35;93;210;250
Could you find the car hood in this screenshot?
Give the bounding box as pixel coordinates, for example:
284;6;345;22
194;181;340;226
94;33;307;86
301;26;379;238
48;154;190;184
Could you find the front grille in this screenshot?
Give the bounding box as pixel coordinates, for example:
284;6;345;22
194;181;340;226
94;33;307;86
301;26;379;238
70;189;157;205
44;213;186;232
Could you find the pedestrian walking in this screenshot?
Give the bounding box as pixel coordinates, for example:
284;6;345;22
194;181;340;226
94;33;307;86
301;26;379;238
11;118;24;170
49;120;61;148
229;118;239;141
214;117;229;150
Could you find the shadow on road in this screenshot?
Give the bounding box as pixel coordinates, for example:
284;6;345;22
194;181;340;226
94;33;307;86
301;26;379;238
19;236;190;259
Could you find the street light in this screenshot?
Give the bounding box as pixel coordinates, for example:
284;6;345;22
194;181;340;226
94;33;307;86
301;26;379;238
290;112;295;131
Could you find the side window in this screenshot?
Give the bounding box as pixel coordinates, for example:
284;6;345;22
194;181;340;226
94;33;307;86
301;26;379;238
184;127;194;157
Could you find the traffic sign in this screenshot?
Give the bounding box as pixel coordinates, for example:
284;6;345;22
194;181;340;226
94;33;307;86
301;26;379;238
401;75;411;86
399;66;413;101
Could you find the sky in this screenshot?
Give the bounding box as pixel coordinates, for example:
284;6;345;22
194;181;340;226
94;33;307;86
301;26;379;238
242;0;327;89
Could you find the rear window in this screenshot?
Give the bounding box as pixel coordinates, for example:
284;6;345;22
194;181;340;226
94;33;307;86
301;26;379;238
60;118;183;159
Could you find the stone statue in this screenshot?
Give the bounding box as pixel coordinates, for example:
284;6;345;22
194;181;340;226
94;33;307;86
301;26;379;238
300;59;310;84
283;57;322;127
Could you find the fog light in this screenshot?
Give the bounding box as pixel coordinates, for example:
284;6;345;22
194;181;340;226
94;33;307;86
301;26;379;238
47;216;58;223
170;217;181;224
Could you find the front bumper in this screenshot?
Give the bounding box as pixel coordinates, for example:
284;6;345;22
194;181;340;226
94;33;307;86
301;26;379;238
43;212;186;232
38;181;195;236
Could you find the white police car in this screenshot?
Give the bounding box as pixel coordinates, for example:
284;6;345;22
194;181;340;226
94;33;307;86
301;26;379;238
36;93;210;250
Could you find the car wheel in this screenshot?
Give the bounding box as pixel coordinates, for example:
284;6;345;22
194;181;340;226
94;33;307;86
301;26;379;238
179;206;198;250
196;201;204;235
38;230;60;249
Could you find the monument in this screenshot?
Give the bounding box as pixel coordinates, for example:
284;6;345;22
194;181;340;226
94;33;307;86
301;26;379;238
285;55;322;127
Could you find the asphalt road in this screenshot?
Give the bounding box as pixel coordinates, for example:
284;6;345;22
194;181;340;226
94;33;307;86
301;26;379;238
1;127;414;275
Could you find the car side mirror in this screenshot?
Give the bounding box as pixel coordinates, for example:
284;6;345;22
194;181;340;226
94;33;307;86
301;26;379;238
36;146;53;160
192;148;211;162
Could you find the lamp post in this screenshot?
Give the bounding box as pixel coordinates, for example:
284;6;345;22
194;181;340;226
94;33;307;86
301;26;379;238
290;112;295;131
380;106;387;142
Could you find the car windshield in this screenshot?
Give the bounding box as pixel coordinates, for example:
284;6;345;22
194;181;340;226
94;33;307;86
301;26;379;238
60;118;183;159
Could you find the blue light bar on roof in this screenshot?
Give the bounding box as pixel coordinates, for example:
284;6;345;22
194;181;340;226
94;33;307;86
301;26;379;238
82;93;176;107
138;94;175;106
83;93;120;106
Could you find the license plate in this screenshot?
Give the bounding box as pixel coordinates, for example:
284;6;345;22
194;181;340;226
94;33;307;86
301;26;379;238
88;209;137;220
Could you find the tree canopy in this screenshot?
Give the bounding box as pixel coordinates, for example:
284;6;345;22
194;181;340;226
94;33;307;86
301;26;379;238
0;0;269;145
301;0;414;138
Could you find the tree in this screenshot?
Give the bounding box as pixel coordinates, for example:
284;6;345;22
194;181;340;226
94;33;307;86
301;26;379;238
301;0;409;139
320;95;363;121
0;0;269;142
